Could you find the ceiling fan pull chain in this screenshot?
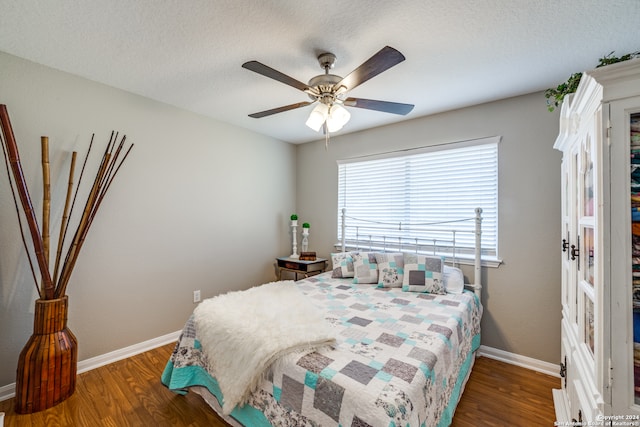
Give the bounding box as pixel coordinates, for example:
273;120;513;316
324;123;330;150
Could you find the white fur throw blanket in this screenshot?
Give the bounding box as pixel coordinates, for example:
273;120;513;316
193;280;336;415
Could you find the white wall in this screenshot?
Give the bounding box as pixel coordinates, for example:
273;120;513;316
0;52;297;387
296;92;563;364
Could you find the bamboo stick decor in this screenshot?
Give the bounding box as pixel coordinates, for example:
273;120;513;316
0;104;134;413
41;136;50;265
0;105;133;300
53;151;76;285
0;105;54;299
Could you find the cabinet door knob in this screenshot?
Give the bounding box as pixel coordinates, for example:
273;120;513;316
562;239;569;252
570;244;579;261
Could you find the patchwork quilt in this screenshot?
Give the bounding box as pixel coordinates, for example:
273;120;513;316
162;272;482;427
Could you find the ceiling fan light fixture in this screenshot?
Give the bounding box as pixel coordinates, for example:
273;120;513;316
305;102;329;132
326;104;350;132
244;46;414;140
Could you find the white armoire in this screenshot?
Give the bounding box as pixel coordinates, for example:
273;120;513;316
553;58;640;424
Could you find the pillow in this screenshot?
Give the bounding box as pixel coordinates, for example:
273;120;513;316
402;254;445;294
375;252;404;288
331;252;356;278
443;265;465;294
352;252;379;284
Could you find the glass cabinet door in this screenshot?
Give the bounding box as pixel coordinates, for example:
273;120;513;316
610;99;640;416
561;151;577;315
578;136;596;361
631;112;640;404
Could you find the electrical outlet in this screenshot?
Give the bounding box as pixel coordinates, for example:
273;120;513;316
193;290;201;303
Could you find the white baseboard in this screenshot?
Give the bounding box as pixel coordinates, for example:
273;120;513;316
0;382;14;404
478;345;560;377
76;330;180;374
0;330;181;402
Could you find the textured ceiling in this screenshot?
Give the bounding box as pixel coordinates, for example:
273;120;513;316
1;0;639;144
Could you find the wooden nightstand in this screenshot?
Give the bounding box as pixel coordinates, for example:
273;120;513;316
276;257;327;280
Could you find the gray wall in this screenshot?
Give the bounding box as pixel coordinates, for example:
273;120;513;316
0;48;563;393
0;52;296;387
296;92;563;364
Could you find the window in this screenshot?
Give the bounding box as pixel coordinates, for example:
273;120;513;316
337;136;499;260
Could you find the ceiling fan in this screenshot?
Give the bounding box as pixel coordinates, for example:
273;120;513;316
242;46;415;134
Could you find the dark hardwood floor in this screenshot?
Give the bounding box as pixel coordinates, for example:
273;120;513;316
0;343;559;426
452;356;560;426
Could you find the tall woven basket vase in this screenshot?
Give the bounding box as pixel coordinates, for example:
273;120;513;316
15;295;78;414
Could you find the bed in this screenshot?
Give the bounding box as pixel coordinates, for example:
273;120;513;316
161;209;484;427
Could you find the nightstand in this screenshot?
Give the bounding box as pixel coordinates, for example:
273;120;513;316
276;257;327;280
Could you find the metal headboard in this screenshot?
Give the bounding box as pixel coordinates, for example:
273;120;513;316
340;208;483;298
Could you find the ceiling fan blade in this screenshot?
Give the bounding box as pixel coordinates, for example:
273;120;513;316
242;60;310;92
344;97;414;115
334;46;406;92
248;101;313;118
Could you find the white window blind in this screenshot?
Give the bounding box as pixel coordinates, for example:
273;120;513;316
337;137;498;259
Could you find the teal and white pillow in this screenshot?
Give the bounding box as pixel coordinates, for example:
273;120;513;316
402;254;445;294
375;252;404;288
352;252;379;284
331;252;356;278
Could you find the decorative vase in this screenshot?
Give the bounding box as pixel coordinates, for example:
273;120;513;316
301;228;309;252
15;295;78;414
290;220;299;259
